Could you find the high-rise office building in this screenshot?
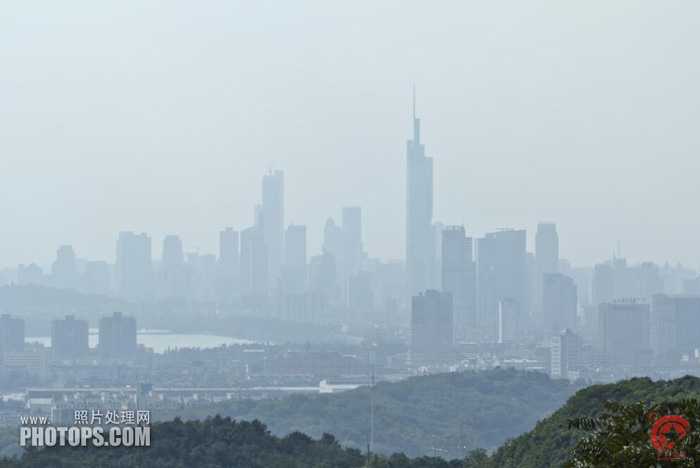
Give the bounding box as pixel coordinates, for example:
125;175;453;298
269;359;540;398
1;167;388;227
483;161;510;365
441;226;476;340
342;206;363;280
240;225;268;297
189;253;217;301
160;235;188;299
650;294;700;361
535;223;559;325
497;298;520;344
569;267;592;309
217;227;240;301
598;300;651;367
373;260;405;323
592;262;615;306
262;170;284;290
411;289;453;360
323;218;343;261
98;312;137;358
51;315;89;359
51;245;79;291
309;251;337;302
348;271;374;322
0;314;25;354
542;273;578;335
322;218;343;302
592;259;664;306
638;262;664;298
406;93;434;298
282;224;307;295
116;232;153;300
526;252;538;326
476;229;527;342
162;235;184;268
219;227;240;266
550;328;581;380
431;222;444;289
611;258;638;299
535;223;559;276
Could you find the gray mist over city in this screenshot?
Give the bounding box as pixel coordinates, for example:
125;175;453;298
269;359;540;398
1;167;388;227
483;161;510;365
2;2;700;466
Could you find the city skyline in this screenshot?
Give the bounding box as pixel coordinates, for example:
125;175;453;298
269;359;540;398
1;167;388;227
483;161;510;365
2;146;697;272
3;1;700;269
2;98;697;272
3;4;700;466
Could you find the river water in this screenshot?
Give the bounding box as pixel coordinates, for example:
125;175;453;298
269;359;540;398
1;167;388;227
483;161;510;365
25;330;255;353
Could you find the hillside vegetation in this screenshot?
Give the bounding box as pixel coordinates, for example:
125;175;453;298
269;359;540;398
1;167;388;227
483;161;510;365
489;375;700;467
6;374;700;466
0;416;489;468
163;368;577;458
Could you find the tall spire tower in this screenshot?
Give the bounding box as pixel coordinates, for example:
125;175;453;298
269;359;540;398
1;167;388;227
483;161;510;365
405;88;434;298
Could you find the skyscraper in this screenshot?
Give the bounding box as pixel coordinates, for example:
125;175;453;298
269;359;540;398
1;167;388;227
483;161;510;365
341;206;363;280
550;328;582;380
217;227;240;301
189;253;217;301
535;223;559;327
441;226;476;340
323;218;343;262
219;227;240;266
592;262;615;306
592;259;664;306
542;273;578;335
431;222;444;289
476;229;527;342
650;294;700;361
262;170;284;291
598;300;651;367
240;225;268;297
535;223;559;276
348;271;374;322
0;314;25;354
322;217;343;303
309;251;336;301
160;235;188;299
51;315;89;359
282;224;307;295
162;235;184;268
51;245;79;291
116;231;153;301
411;290;453;361
98;312;138;358
498;298;521;344
406;92;434;298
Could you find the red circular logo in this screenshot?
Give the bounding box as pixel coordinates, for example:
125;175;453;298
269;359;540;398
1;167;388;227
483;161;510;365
650;415;690;452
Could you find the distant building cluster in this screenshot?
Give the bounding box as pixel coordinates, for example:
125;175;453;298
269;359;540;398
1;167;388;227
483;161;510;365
2;97;700;383
0;312;138;368
4;168;400;328
401;102;700;377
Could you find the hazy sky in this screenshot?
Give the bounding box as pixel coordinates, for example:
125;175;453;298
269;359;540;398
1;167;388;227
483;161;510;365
1;1;699;269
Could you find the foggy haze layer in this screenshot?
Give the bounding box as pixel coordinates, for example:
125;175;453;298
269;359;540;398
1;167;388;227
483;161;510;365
1;0;699;268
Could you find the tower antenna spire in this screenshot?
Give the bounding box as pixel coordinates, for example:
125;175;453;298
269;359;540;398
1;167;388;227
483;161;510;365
411;85;420;143
412;84;416;120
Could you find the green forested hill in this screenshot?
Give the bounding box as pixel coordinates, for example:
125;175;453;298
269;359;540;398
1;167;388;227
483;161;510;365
489;375;700;468
6;374;700;467
161;368;578;458
0;416;487;468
